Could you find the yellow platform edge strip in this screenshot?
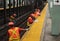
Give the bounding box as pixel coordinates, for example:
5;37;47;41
21;3;48;41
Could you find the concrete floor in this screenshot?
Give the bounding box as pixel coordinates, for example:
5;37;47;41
42;8;60;41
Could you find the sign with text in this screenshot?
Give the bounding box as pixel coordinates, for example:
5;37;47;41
54;0;60;5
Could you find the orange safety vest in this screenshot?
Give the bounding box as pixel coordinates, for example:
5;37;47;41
8;27;20;41
34;14;38;18
36;11;40;15
34;11;40;18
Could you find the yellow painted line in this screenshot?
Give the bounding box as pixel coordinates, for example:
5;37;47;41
21;3;48;41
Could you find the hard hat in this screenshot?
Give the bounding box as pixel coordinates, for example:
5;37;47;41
8;22;14;26
13;14;16;17
28;17;32;19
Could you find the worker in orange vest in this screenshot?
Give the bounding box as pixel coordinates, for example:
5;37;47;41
30;11;39;19
35;8;41;16
30;13;35;20
27;17;34;26
34;8;41;16
8;22;29;41
33;11;39;18
27;17;33;24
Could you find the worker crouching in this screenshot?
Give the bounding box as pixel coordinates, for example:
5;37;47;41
34;8;41;16
27;17;34;26
10;13;17;22
8;22;29;41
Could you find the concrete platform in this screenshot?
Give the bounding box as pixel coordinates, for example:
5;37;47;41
43;8;60;41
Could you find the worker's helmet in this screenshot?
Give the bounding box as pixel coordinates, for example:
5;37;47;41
13;14;16;17
8;22;14;26
28;17;32;20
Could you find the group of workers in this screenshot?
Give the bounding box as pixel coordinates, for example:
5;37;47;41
27;8;40;26
8;13;29;41
7;8;40;41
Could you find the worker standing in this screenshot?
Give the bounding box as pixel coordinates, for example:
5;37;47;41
8;22;29;41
